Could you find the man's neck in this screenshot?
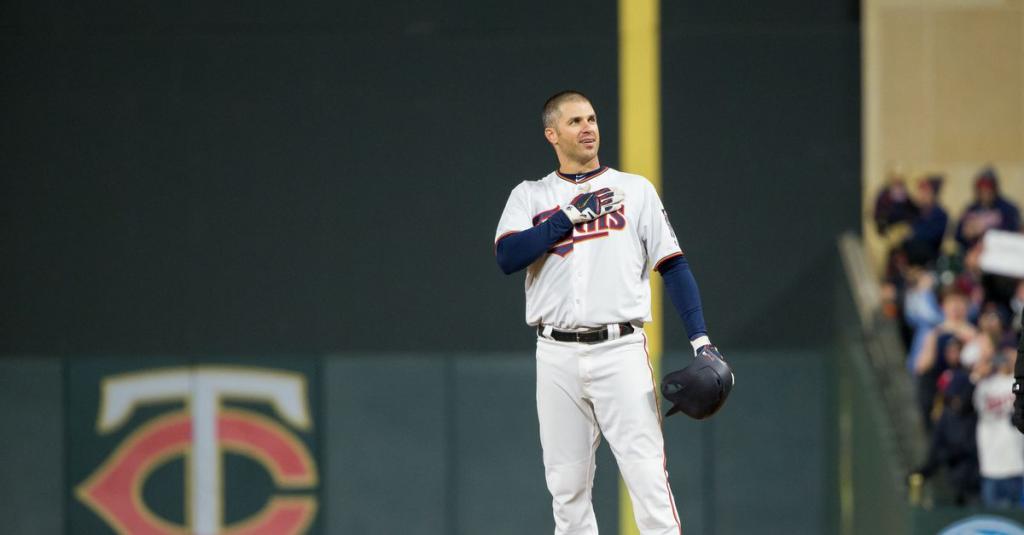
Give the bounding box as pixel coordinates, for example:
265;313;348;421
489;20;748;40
558;157;600;176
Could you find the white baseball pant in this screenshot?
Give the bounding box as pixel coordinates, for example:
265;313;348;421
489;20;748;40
536;329;682;535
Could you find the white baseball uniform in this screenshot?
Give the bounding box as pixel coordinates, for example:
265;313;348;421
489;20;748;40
495;166;683;535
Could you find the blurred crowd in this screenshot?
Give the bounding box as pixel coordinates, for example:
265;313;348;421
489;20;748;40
873;165;1023;508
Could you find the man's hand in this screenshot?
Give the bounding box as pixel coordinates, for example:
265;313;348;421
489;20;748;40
1012;380;1024;434
696;344;725;362
562;187;624;224
661;343;734;419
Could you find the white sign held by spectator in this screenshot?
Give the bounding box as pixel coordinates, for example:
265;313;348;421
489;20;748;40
980;230;1024;279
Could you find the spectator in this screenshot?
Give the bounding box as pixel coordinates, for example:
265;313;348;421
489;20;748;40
915;290;978;430
916;365;980;506
982;271;1023;324
962;309;1005;369
883;175;949;348
955;245;986;323
874;172;918;317
955;166;1022;251
905;269;943;372
972;348;1024;509
903;175;949;267
874;170;917;236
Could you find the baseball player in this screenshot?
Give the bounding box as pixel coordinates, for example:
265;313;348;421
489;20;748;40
494;90;720;535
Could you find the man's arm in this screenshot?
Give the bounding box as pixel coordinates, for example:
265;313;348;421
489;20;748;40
495;211;574;275
495;187;624;275
656;253;710;353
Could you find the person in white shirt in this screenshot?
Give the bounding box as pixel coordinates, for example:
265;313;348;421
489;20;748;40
974;348;1024;508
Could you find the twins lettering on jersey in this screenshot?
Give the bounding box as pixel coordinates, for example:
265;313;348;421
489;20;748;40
532;205;627;257
982;390;1015;413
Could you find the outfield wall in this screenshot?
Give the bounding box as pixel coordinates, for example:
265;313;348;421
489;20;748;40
1;349;833;535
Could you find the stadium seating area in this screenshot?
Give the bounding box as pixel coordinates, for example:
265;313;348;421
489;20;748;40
874;165;1024;508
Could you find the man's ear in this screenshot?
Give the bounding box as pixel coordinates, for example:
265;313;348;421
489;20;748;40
544;127;557;145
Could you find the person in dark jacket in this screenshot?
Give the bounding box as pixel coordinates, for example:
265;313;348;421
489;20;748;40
916;367;981;506
914;291;977;431
955;167;1022;251
874;170;917;236
903;175;949;266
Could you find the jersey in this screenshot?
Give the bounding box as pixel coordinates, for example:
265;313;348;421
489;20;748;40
493;166;682;330
974;373;1024;478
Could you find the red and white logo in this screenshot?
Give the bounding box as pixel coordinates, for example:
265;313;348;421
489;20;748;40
76;366;318;535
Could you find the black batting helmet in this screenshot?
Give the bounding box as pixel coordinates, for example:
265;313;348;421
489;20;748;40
661;346;734;419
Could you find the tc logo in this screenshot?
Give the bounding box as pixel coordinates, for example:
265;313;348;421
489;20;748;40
76;367;318;535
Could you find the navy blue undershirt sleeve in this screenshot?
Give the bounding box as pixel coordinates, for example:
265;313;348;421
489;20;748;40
657;254;708;340
495;210;574;275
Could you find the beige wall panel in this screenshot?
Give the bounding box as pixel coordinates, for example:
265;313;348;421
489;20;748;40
864;1;1024;274
879;11;929;162
931;10;1022;161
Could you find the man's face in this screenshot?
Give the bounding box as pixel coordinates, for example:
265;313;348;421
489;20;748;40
545;99;600;165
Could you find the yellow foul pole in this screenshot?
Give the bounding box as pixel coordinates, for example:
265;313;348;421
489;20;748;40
618;0;661;533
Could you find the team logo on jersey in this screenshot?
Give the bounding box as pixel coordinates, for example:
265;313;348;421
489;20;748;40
981;390;1015;413
72;365;318;535
662;209;680;248
533;206;627;257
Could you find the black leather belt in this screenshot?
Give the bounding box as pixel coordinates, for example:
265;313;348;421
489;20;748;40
539;323;635;344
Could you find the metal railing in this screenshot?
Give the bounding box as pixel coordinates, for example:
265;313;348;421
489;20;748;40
838;232;928;497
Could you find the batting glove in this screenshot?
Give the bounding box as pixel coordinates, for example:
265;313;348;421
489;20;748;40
562;187;624;224
699;344;734;388
696;344;725;361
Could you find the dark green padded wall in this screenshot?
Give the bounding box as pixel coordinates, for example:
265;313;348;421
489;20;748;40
0;0;619;355
2;0;858;356
660;1;860;350
322;350;832;535
0;358;64;535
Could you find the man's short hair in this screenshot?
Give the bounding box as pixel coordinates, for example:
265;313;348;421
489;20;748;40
542;90;591;128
